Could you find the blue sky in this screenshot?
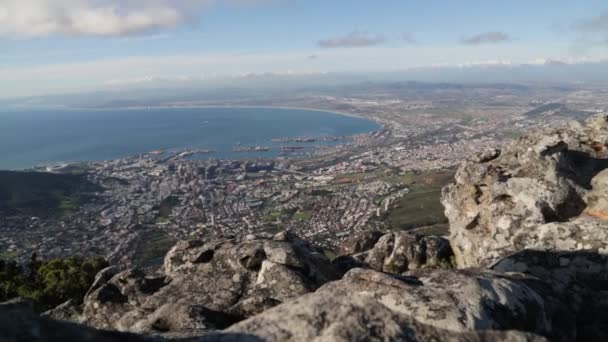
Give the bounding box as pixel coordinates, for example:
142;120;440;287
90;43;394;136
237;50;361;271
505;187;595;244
1;0;608;98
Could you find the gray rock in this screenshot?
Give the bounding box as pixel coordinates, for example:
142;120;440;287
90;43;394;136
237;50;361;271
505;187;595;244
442;114;608;267
0;305;157;342
226;268;552;341
337;230;384;255
491;249;608;340
78;231;338;336
42;299;81;322
1;304;544;342
334;232;453;274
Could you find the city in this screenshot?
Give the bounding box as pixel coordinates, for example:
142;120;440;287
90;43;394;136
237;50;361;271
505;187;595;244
2;82;606;268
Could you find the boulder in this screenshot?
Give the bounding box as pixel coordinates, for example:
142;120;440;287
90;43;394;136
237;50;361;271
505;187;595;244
78;231;339;336
333;231;453;274
226;268;555;341
491;249;608;340
0;305;156;342
442;114;608;267
42;299;81;322
336;230;384;255
0;303;545;342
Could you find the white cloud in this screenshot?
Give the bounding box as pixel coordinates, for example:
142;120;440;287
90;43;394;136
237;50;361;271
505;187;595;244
2;42;606;98
461;31;511;45
318;31;386;48
0;0;289;37
0;0;212;37
572;11;608;33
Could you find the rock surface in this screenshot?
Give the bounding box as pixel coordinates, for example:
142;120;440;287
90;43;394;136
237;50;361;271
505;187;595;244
1;303;157;342
1;301;546;342
76;231;338;336
491;249;608;341
442;114;608;267
227;268;554;341
334;231;454;274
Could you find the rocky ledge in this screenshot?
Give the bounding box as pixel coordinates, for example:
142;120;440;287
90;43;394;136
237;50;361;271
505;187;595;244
2;114;608;342
48;231;339;336
442;114;608;268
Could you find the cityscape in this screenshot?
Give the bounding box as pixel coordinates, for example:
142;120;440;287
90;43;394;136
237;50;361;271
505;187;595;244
2;82;606;268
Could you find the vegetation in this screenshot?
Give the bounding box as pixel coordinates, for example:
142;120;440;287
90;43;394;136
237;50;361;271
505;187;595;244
293;210;313;222
131;229;177;268
334;172;367;184
310;189;333;197
0;255;108;311
154;195;181;221
261;208;296;222
0;170;100;217
323;249;338;262
381;169;455;233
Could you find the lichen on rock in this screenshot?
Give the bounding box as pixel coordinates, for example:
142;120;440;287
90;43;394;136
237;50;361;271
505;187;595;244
442;114;608;268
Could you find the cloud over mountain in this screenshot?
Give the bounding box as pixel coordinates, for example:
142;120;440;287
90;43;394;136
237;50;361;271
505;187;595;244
318;31;386;48
461;31;510;45
0;0;211;37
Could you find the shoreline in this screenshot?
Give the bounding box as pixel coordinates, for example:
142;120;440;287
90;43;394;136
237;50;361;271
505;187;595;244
0;106;386;171
89;104;369;121
99;104;388;137
4;103;373;122
2;103;384;130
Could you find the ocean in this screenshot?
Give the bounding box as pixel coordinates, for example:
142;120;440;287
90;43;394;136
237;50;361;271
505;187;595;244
0;107;380;170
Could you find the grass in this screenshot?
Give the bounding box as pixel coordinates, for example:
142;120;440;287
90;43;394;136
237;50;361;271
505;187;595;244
0;170;100;217
131;229;177;268
155;217;170;224
410;223;450;236
261;209;294;222
381;169;455;232
58;196;78;215
334;172;367;184
0;250;20;260
323;249;338;262
376;171;414;185
293;210;312;222
153;195;180;222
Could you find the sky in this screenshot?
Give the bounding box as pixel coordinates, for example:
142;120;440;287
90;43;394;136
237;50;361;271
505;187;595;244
1;0;608;98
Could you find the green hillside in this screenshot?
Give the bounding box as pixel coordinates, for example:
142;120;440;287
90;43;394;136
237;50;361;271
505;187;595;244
0;171;100;217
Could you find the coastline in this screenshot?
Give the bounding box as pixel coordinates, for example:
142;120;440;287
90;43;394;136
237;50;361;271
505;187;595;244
94;104;387;134
2;104;382;128
0;106;384;171
75;104;369;121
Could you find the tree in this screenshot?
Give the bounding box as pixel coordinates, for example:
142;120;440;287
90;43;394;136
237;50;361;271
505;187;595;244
0;255;108;310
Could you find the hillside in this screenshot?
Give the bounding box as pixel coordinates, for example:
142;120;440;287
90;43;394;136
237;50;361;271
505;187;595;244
0;171;100;217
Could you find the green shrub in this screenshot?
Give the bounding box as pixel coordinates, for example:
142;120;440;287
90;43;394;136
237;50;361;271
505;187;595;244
0;255;108;310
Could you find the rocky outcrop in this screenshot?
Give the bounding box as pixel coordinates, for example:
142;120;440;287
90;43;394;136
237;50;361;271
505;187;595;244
226;246;608;341
77;231;338;336
333;231;454;274
336;230;384;255
491;249;608;341
6;251;605;341
442;114;608;268
1;303;156;342
226;268;553;341
0;298;545;342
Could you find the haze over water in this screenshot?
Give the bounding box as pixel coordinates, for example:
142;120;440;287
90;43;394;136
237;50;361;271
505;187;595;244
0;107;380;170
